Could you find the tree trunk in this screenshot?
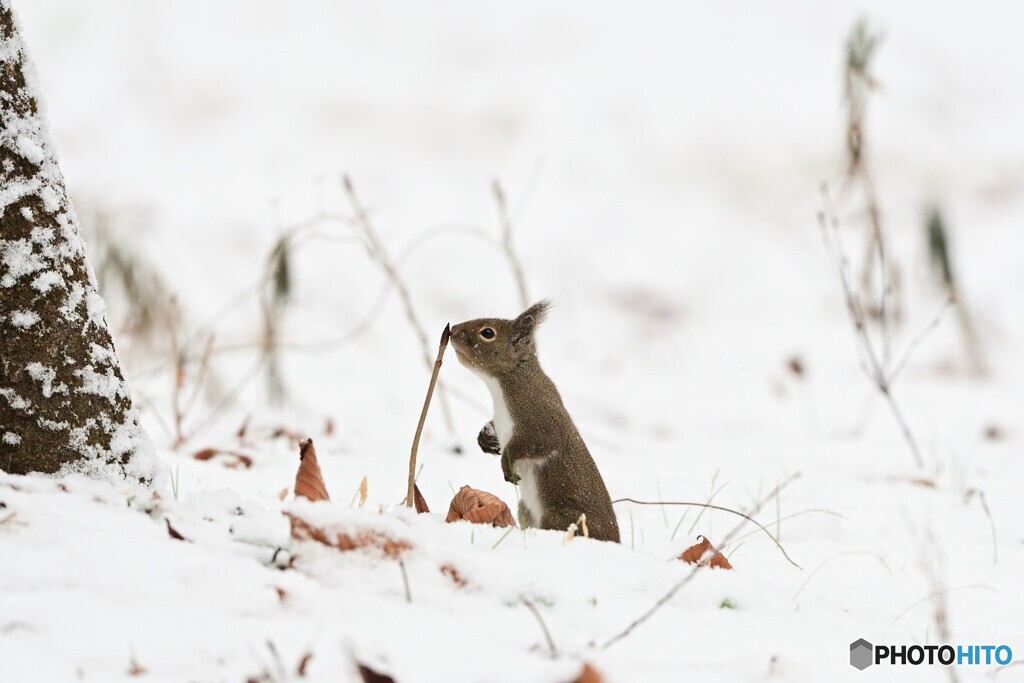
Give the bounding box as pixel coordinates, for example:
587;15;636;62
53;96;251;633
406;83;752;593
0;0;153;477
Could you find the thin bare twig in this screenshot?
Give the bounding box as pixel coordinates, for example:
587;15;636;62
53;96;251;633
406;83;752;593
889;583;994;626
793;550;890;600
186;354;269;440
180;332;215;419
398;559;412;603
820;189;925;468
492;179;530;309
978;491;998;565
521;598;557;657
603;472;801;650
729;508;844;547
612;498;801;569
887;296;954;384
343;175;454;434
406;324;450;508
843;19;898;361
168;296;187;448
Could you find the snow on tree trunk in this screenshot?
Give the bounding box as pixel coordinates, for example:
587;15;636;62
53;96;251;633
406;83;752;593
0;0;155;479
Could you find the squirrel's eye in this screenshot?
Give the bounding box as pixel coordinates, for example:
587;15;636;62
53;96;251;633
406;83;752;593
479;327;496;340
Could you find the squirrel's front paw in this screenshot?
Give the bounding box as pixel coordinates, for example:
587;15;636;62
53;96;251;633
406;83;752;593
477;421;501;455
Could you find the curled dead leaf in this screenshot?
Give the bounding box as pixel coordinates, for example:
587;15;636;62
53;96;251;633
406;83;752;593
294;438;330;502
413;484;430;514
194;447;253;469
679;535;732;569
445;486;516;528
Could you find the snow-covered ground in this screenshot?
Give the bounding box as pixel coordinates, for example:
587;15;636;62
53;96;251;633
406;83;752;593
3;1;1023;681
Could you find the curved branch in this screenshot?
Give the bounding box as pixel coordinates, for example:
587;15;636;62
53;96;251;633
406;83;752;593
612;497;801;570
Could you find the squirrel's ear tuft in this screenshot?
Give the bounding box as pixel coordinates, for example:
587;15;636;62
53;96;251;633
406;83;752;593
510;299;552;346
523;299;553;325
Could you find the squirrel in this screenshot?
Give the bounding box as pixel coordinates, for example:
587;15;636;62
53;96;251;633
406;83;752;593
449;301;620;543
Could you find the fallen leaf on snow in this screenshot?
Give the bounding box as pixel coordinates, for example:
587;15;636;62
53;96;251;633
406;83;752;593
573;663;604;683
165;517;187;542
287;514;410;559
356;661;396;683
440;563;467;587
358;476;368;507
294;438;330;502
194;447;253;469
678;535;732;569
445;486;516;527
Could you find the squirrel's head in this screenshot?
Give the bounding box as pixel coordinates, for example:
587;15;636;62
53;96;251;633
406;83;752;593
450;300;552;378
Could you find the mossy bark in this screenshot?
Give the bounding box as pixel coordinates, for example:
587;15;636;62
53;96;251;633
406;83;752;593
0;0;150;476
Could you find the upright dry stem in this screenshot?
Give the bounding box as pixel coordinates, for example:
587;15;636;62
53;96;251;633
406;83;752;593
819;188;932;468
406;324;450;508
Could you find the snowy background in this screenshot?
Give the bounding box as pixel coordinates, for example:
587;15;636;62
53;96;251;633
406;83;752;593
3;1;1023;681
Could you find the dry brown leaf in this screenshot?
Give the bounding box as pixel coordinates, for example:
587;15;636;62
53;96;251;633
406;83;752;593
440;563;467;587
194;447;253;469
356;662;396;683
236;414;251;440
413;484;430;514
287;514;410;559
165;517;187;542
278;487;289;502
273;586;287;603
296;652;313;677
678;535;732;569
358;476;368;507
573;663;604;683
294;438;330;502
445;486;516;527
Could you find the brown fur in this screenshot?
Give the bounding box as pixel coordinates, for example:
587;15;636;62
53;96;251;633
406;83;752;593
450;301;620;543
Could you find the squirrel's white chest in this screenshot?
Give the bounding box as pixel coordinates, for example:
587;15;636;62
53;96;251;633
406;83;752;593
475;372;545;526
478;374;514;449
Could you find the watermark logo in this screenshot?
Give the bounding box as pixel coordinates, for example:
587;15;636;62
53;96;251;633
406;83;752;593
850;639;873;670
850;639;1013;670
